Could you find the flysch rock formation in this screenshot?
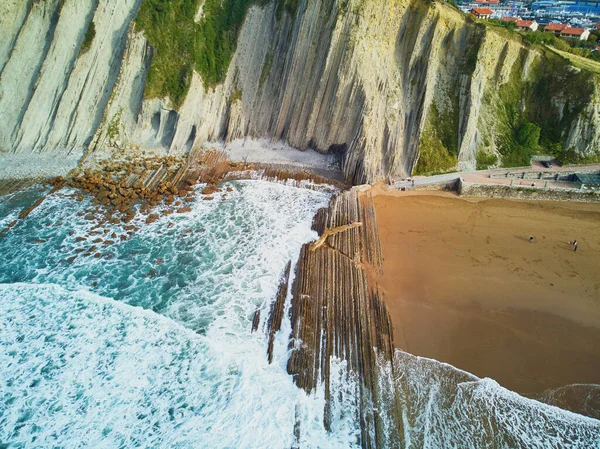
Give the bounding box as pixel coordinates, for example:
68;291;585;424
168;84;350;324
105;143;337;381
2;0;600;182
274;189;395;448
0;0;143;179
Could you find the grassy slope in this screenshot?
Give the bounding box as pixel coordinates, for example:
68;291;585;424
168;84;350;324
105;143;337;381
136;0;271;107
546;46;600;75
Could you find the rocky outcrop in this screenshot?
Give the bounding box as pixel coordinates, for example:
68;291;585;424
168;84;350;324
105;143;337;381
1;0;599;182
279;190;394;447
266;261;291;363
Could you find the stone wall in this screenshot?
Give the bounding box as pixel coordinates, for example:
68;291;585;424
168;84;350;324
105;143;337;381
458;179;600;203
490;168;600;181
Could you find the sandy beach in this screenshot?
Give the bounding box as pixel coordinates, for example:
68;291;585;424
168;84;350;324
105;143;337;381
367;185;600;399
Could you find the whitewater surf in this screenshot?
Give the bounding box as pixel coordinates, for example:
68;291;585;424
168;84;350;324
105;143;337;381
1;182;599;448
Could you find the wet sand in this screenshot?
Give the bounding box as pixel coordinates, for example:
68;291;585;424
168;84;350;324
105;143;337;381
367;186;600;398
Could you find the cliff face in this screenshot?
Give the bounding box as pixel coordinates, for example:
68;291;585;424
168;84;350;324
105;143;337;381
0;0;141;177
1;0;599;182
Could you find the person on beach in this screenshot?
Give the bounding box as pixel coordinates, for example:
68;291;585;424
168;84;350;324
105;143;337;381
529;235;534;243
569;240;578;252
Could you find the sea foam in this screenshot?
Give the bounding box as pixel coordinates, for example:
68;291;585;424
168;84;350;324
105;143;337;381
1;180;599;448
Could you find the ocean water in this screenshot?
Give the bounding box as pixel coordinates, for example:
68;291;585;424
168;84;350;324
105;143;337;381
1;181;599;448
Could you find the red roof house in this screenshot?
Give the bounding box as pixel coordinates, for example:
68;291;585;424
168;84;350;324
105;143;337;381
544;23;568;34
560;27;590;40
470;8;494;19
516;19;538;31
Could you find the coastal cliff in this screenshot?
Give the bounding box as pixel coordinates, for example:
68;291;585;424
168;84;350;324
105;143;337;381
1;0;600;182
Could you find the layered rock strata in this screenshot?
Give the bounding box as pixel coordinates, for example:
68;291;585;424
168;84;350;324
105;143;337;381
266;261;292;364
2;0;600;182
271;190;395;447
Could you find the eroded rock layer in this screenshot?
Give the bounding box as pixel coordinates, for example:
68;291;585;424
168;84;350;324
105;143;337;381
2;0;600;182
283;190;395;447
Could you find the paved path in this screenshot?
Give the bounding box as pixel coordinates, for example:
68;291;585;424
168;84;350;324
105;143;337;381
392;163;600;191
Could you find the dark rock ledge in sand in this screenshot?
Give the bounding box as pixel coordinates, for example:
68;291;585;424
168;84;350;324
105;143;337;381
264;190;399;448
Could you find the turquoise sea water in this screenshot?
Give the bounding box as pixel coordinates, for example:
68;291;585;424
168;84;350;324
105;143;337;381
1;181;599;448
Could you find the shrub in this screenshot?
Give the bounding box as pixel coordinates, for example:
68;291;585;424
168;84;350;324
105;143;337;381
488;18;515;32
137;0;269;107
499;121;541;167
550;143;600;165
476;151;498;170
414;128;458;175
79;21;96;56
516;121;541;149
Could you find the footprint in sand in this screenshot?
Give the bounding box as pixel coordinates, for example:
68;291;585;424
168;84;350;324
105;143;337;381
470;256;491;266
490;251;508;261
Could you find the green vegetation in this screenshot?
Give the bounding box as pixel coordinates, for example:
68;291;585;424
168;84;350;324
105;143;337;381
136;0;269;107
414;99;459;175
414;128;458;175
490;48;595;167
259;52;273;88
79;21;96;56
462;25;485;74
230;88;243;103
494;54;543;167
501;121;541;167
276;0;300;21
483;23;600;67
487;18;515;32
495;55;542;166
195;0;269;86
107;109;123;141
136;0;201;106
414;101;459;175
476;151;498;170
445;0;459;11
524;30;600;61
431;102;458;155
527;54;595;149
550;144;600;165
472;8;600;66
546;46;600;75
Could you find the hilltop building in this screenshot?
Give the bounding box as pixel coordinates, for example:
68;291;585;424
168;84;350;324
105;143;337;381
517;19;539;31
544;23;590;39
561;27;591;39
502;17;540;31
544;22;569;34
471;7;494;18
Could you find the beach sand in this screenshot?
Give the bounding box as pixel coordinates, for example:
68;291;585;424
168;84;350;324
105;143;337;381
367;186;600;399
